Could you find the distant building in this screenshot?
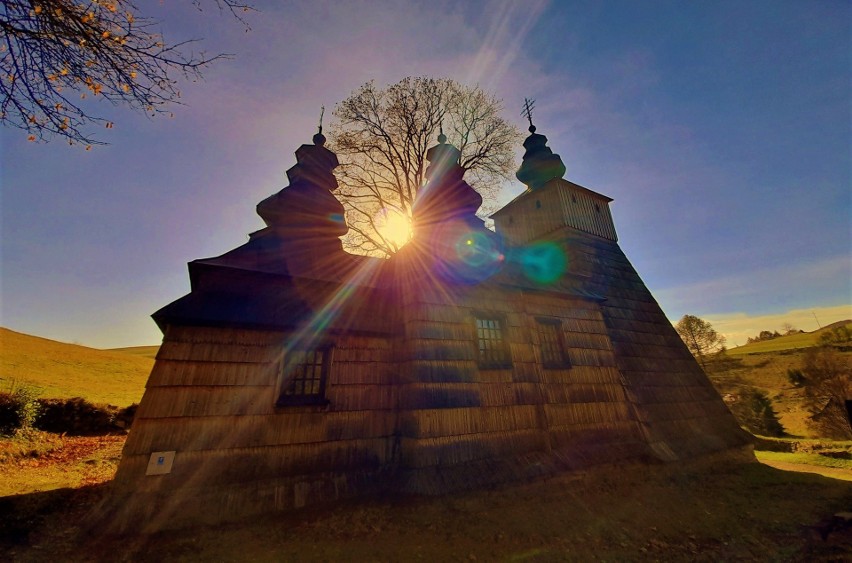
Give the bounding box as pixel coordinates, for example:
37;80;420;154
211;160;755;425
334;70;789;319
108;119;751;531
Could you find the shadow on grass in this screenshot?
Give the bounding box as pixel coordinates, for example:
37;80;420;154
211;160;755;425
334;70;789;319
1;461;850;562
0;483;109;555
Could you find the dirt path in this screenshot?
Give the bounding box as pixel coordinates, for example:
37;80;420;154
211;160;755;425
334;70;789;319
758;459;852;481
0;434;125;496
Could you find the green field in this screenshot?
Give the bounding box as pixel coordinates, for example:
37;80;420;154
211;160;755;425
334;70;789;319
727;321;851;355
0;328;154;407
755;449;852;472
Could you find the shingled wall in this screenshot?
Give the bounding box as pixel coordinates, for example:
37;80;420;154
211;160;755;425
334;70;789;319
373;239;650;496
110;322;399;530
547;228;751;461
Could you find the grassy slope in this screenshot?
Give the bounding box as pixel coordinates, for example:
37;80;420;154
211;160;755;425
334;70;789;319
727;321;852;355
0;328;153;407
709;328;851;437
710;351;816;437
105;345;160;360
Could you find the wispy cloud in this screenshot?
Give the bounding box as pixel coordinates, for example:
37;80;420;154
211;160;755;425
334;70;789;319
462;0;549;92
654;255;851;319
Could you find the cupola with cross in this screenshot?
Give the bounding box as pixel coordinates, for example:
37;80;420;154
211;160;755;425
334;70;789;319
492;98;617;244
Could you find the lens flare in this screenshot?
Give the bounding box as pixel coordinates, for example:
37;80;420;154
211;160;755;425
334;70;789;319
520;241;567;284
455;231;500;268
375;209;413;249
446;229;504;283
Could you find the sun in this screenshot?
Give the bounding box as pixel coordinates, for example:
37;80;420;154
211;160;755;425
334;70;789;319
376;209;413;249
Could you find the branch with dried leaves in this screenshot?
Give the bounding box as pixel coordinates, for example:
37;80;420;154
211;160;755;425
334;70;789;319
1;0;253;147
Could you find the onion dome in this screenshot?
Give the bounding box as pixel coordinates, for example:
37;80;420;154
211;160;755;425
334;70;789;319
410;130;503;285
415;129;482;222
515;123;566;190
256;127;347;239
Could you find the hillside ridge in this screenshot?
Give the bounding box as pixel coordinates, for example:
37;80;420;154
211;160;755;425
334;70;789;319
728;320;851;355
0;327;153;406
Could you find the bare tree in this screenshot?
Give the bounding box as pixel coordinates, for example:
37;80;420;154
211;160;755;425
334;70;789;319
781;322;798;336
802;346;851;439
1;0;252;147
330;77;520;256
675;314;727;371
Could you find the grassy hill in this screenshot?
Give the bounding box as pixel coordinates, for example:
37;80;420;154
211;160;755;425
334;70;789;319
709;352;814;436
0;328;153;407
727;320;852;355
106;345;160;360
709;323;851;438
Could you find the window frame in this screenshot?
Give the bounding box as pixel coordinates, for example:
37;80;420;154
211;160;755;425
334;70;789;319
275;344;333;407
473;313;513;369
535;317;571;369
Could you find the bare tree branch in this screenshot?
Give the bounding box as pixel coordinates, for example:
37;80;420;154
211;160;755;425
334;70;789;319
1;0;254;146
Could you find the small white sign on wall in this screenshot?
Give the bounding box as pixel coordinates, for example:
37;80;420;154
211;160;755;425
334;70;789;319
145;451;176;476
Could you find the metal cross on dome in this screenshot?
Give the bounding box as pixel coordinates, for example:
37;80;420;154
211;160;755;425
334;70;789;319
521;98;536;131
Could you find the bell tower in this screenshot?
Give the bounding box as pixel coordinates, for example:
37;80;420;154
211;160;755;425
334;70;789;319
492;101;617;244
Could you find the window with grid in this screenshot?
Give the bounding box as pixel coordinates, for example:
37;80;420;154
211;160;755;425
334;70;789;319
475;316;511;368
537;319;570;368
276;347;330;406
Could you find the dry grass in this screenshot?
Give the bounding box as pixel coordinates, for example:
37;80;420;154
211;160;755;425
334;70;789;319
0;328;153;407
0;432;125;497
708;348;852;438
1;448;850;562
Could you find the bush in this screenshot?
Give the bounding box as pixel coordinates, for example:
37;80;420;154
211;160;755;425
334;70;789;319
33;397;137;435
729;388;786;437
0;383;42;436
818;325;852;346
786;368;806;388
0;381;137;436
0;393;20;435
802;346;852;439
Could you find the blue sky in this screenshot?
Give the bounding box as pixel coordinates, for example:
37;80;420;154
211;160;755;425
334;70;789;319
1;0;850;348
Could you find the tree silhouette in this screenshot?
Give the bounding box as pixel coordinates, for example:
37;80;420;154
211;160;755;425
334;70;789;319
330;77;520;256
802;345;851;439
675;314;726;371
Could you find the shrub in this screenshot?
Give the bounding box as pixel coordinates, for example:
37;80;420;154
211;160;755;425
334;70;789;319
33;397;137;435
0;383;42;436
802;346;852;439
818;325;852;346
786;368;806;388
729;388;786;437
0;393;19;435
35;397;112;434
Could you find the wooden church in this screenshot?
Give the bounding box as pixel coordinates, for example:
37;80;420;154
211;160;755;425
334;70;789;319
108;115;752;531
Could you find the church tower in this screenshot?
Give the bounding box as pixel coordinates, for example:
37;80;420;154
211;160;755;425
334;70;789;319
492;110;617;243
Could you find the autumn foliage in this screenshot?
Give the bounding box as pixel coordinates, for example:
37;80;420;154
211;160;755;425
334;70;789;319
1;0;252;146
